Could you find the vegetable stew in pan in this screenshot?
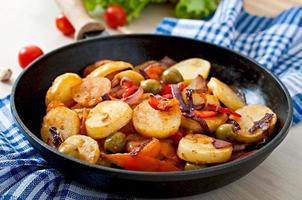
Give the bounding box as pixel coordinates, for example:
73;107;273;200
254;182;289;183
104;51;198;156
40;57;277;172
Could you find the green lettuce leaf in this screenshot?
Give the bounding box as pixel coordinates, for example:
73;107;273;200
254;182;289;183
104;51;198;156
175;0;219;19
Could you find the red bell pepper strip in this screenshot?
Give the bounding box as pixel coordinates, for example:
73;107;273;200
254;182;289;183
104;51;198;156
105;154;180;171
148;95;178;111
193;110;218;118
207;103;241;117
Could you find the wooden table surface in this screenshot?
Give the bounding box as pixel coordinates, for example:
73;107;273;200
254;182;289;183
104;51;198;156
0;1;301;199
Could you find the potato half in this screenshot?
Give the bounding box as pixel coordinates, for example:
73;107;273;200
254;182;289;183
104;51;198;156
177;134;233;164
171;58;211;84
230;104;277;143
133;100;181;138
58;135;100;164
85;100;133;139
87;61;133;78
41;106;80;147
207;77;245;110
45;73;82;106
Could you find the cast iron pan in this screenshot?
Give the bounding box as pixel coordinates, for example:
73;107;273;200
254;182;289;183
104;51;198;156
11;34;292;198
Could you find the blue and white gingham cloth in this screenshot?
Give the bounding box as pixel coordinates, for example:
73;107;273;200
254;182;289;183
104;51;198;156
1;0;302;199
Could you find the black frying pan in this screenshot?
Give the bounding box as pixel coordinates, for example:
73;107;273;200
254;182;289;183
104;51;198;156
11;34;292;198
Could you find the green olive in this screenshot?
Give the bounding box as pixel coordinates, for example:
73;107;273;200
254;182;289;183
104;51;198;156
104;132;126;153
184;162;207;170
161;68;184;84
140;79;162;94
215;124;236;141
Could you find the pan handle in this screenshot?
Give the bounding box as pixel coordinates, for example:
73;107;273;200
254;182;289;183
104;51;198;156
55;0;105;40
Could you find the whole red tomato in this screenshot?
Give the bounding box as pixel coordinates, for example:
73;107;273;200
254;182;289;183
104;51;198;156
55;14;75;36
18;45;44;68
104;5;127;29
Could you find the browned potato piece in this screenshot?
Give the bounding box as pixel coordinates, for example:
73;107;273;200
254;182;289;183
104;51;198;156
85;100;133;139
45;73;82;106
177;134;233;164
41;106;80;148
133;100;181;138
71;77;111;107
207;77;245;110
83;60;112;77
230;104;277;143
181;114;227;133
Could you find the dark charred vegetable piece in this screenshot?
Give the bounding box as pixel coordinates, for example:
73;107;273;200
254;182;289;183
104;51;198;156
130;139;150;157
101;93;112;101
171;84;189;112
249;113;274;133
187;75;208;93
49;127;63;147
185;89;194;111
212;138;232;149
159;56;176;67
192;116;210;135
226;119;241;131
139;68;150;79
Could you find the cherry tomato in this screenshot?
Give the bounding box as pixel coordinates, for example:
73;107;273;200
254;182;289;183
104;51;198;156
18;45;44;68
104;5;127;29
55;14;75;36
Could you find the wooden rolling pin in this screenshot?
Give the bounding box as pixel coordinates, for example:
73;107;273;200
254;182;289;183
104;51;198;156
55;0;105;40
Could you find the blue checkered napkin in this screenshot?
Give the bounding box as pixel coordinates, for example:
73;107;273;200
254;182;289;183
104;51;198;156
156;0;302;124
0;96;130;199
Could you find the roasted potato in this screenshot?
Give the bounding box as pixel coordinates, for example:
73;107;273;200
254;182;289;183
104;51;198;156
87;61;133;78
41;106;80;147
83;60;112;77
171;58;211;84
181;114;227;133
230;104;277;143
113;70;144;85
85;100;133;139
177;134;233;164
71;77;111;107
58;135;100;164
207;77;245;110
133;100;181;138
45;73;82;106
